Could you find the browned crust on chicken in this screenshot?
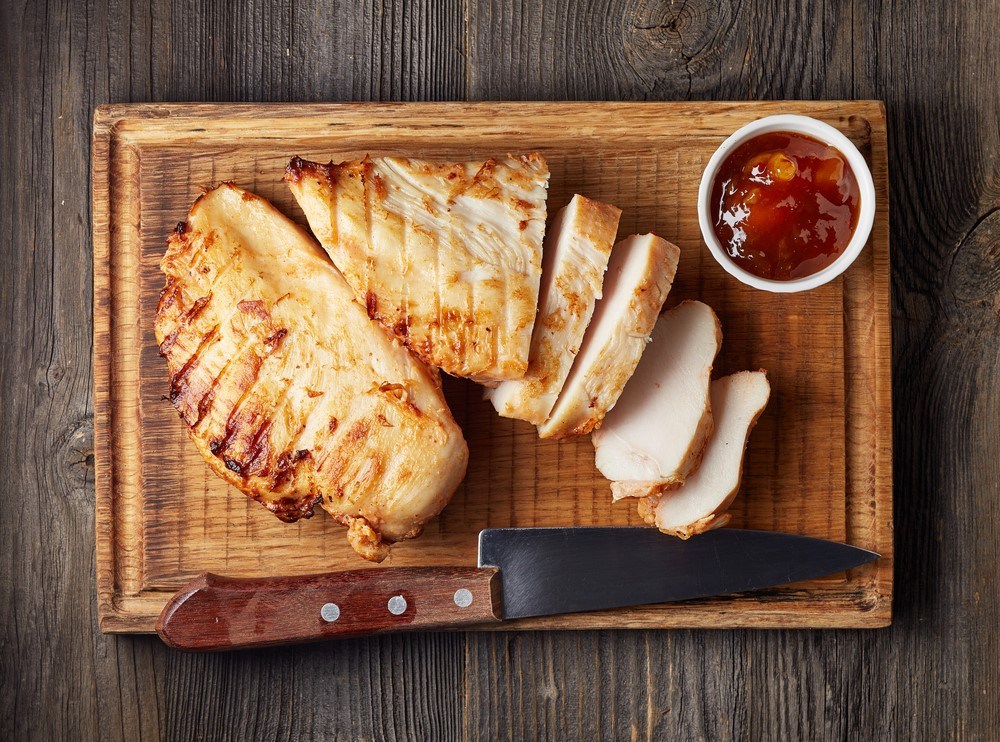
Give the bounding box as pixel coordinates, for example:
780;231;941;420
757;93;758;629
489;195;622;425
611;479;679;502
344;516;392;563
533;203;621;379
158;225;325;523
285;153;549;381
155;183;468;561
538;235;680;440
636;507;733;539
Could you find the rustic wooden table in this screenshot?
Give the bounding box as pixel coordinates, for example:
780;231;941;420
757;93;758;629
2;1;997;740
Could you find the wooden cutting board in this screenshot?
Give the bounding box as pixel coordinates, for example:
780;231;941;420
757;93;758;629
93;102;892;632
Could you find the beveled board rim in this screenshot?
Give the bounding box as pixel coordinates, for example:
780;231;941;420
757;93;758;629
93;101;893;633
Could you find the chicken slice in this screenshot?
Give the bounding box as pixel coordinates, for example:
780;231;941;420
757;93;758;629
285;154;550;382
591;300;721;497
636;371;770;537
537;234;679;439
486;195;621;424
155;183;468;562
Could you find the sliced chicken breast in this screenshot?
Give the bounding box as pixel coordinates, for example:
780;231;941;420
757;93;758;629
155;184;468;562
285;154;550;381
637;371;770;537
486;195;621;424
592;300;721;496
538;234;680;439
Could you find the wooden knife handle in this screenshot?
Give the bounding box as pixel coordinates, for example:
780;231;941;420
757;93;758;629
156;567;501;650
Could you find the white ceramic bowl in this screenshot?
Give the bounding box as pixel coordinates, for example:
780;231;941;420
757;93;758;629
697;114;876;293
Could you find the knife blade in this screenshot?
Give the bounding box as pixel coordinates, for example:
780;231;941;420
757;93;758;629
156;528;878;650
478;527;879;619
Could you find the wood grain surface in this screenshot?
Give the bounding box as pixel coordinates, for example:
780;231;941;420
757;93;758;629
3;1;997;740
93;101;891;633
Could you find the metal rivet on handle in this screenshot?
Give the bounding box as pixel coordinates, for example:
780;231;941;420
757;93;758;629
387;595;407;615
453;588;473;608
320;603;341;623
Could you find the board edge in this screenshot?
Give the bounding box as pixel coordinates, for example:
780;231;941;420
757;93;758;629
92;100;894;634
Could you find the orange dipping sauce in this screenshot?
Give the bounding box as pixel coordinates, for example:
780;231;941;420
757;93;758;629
710;131;861;280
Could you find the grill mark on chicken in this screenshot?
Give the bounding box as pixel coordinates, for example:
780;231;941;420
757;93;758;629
157;325;183;358
161;242;249;370
181;288;283;431
207;351;265;456
314;419;374;487
286;153;548;380
170;227;223;285
362;160;376;315
238;419;273;477
253;375;298;448
345;418;370;445
312;414;349;473
332;421;385;500
158;293;213;357
263;327;288;351
188;314;270;433
237;299;268;319
156;278;181;315
205;316;296;472
184;330;256;431
270;448;313;492
156;183;468;559
168;325;221;424
278;398;317;462
194;374;221;426
185;294;213;321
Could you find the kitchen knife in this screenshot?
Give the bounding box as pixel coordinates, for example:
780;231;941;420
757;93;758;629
156;527;878;650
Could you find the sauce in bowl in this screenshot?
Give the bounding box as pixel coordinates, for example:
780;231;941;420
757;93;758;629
710;131;861;281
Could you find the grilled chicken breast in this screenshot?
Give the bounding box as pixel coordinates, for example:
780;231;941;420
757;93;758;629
592;300;721;499
538;234;679;439
155;183;468;562
285;154;550;381
636;371;770;537
487;195;621;425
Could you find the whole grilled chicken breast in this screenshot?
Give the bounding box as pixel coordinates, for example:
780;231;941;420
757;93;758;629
155;183;468;562
285;154;550;382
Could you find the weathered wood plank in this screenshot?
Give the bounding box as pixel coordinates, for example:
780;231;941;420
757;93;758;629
1;0;997;740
